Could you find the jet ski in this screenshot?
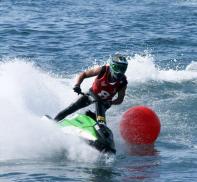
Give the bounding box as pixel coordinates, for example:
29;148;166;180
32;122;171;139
45;110;116;154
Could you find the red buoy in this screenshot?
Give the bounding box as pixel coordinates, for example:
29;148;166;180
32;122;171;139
120;106;161;145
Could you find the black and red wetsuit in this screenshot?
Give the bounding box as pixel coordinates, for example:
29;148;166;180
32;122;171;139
91;65;127;101
54;65;127;122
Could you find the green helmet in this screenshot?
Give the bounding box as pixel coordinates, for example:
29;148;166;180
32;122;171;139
109;54;128;78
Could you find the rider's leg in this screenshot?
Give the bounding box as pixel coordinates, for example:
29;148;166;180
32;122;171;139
88;90;110;124
95;101;107;124
54;95;92;121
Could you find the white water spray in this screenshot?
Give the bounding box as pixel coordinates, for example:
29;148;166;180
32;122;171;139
126;54;197;83
0;59;99;162
0;56;196;161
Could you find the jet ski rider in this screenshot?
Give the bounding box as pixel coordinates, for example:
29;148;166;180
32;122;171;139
54;54;128;124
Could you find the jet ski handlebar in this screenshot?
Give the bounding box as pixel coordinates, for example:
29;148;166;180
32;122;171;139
79;91;112;108
79;91;99;103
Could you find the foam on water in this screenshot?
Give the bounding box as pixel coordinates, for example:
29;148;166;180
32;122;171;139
126;54;197;83
0;56;196;162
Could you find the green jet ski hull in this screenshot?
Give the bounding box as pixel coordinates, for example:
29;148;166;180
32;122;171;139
57;114;116;154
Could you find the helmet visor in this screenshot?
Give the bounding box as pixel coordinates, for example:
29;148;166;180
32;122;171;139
111;63;127;74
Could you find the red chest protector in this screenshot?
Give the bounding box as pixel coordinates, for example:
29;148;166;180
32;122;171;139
91;66;121;100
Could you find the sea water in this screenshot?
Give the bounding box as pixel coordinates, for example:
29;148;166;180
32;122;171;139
0;0;197;181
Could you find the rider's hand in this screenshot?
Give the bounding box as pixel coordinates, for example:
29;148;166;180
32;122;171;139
73;85;81;95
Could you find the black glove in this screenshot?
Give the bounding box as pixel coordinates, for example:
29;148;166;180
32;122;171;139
73;85;81;95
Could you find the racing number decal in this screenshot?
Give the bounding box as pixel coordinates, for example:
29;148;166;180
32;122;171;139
97;90;110;99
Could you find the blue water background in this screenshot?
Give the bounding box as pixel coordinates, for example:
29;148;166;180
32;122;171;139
0;0;197;181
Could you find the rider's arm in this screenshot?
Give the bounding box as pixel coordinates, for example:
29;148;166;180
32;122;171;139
75;66;102;86
111;85;127;105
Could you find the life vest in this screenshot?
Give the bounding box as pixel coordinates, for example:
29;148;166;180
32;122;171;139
91;66;124;100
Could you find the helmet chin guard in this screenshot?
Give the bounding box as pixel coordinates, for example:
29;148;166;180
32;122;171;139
110;70;124;81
